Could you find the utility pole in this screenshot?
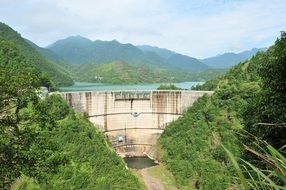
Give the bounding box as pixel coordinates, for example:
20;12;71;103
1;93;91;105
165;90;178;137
125;124;127;145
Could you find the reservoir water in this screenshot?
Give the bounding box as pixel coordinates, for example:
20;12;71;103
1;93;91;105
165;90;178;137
124;157;158;169
59;81;204;92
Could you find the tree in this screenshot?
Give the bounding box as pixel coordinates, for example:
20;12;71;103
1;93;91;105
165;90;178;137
157;84;182;90
0;40;59;189
243;31;286;148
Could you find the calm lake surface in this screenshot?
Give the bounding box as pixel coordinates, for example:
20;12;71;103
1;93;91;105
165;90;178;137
124;157;158;169
59;81;204;92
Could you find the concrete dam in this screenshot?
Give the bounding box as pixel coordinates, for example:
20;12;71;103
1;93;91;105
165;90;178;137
61;90;213;157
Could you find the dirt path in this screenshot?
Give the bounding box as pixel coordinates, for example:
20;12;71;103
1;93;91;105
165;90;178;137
140;168;166;190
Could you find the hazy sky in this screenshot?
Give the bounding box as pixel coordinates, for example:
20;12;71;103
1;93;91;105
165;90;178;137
0;0;285;58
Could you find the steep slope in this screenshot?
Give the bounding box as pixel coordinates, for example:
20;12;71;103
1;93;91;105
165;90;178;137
201;48;267;68
0;22;73;86
159;44;268;189
47;36;209;72
0;40;143;189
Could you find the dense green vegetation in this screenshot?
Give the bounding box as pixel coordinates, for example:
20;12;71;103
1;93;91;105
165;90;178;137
159;32;286;189
157;84;182;90
69;61;177;84
0;39;142;189
159;91;244;189
0;22;73;87
242;32;286;149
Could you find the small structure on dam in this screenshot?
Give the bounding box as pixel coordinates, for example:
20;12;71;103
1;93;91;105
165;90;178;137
61;90;213;157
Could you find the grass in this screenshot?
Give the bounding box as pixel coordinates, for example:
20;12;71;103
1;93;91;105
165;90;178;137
147;164;179;190
223;143;286;190
129;169;148;190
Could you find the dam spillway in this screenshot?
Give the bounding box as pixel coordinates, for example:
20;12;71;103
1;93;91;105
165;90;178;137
61;90;213;156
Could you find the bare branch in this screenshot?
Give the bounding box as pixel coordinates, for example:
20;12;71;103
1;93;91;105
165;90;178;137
244;145;276;168
0;105;18;114
253;123;286;128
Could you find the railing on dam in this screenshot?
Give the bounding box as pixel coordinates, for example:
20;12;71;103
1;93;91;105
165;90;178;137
114;91;151;100
105;127;164;133
113;143;153;148
88;111;183;118
111;138;155;148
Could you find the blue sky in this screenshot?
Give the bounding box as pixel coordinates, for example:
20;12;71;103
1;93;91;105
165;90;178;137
0;0;285;58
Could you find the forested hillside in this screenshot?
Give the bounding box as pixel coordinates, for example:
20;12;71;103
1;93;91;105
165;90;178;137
70;60;175;84
68;60;226;84
159;32;286;189
0;40;143;189
0;22;73;87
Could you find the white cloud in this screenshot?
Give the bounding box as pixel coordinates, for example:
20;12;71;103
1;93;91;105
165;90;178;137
0;0;285;58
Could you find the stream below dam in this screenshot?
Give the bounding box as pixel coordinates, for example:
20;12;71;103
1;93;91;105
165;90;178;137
124;156;158;169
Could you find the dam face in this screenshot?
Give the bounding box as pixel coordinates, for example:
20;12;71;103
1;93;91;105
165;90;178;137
61;90;213;156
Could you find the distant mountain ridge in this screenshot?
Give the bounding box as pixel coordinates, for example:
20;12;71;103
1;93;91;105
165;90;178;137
47;36;209;72
137;45;175;59
46;35;266;71
26;39;63;63
28;35;225;84
201;48;267;68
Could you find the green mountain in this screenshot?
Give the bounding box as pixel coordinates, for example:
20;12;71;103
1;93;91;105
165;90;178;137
138;45;209;72
47;36;95;64
0;22;73;86
201;48;267;68
47;36;209;72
